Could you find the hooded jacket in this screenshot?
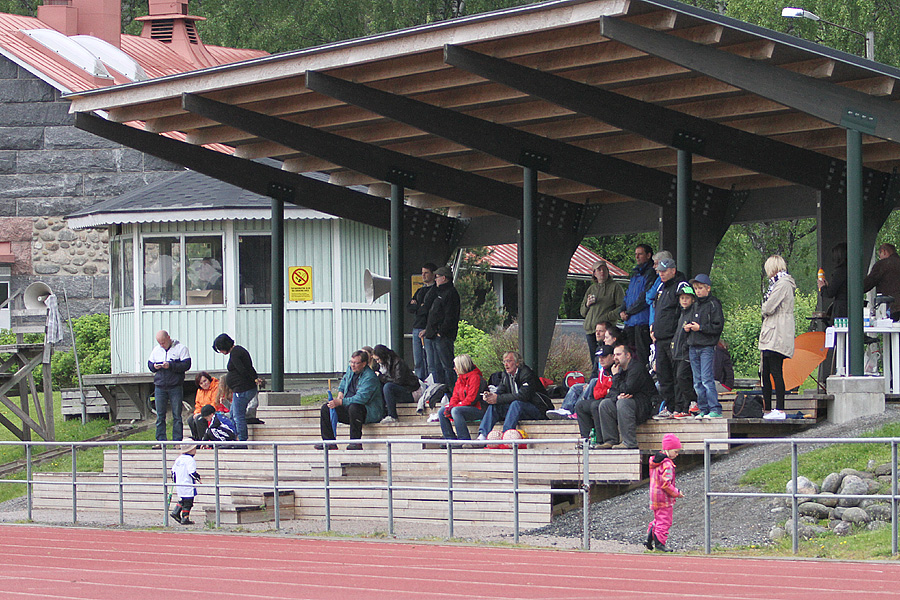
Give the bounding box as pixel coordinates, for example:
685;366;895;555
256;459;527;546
424;280;461;340
620;260;655;327
580;278;625;332
759;273;796;358
686;294;725;348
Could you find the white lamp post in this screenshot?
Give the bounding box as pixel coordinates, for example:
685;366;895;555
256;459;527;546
781;7;875;60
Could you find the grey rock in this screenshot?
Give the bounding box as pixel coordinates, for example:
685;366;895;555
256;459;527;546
0;127;43;151
789;524;828;540
866;479;882;494
841;468;874;480
832;507;846;520
867;504;892;521
770;506;788;515
0;174;82;199
0;79;53;103
44;126;119;150
817;491;838;507
787;476;818;504
34;263;59;275
798;502;831;519
57;230;76;241
17;149;123;174
874;462;893;477
837;475;868;506
768;526;785;541
832;521;852;536
867;521;888;531
841;507;870;524
0;101;73;127
0;60;17;78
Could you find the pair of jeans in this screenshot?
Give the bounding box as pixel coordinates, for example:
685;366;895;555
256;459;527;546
439;404;487;440
411;328;428;381
426;335;456;390
689;345;721;414
154;385;183;441
560;379;596;413
478;400;543;437
383;382;414;419
230;388;257;442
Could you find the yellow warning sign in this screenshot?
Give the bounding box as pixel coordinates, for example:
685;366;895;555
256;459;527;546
411;274;424;298
289;266;313;301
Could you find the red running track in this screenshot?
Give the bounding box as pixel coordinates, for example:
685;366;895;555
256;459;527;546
0;525;898;599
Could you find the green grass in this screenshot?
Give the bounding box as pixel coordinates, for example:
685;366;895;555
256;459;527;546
739;420;900;493
301;393;327;406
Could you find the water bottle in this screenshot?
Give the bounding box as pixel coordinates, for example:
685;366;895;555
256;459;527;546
589;428;598;445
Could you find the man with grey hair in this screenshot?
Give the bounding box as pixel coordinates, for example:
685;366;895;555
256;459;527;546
148;330;191;442
476;351;548;440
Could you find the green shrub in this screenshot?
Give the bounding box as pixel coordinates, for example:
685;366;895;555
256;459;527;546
543;331;592;384
722;292;815;378
51;313;111;389
453;320;502;375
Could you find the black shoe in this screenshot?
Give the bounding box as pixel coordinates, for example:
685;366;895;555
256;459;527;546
645;530;654;551
346;443;363;450
152;444;162;450
180;518;194;525
246;417;265;424
314;443;339;451
654;538;672;552
170;511;182;524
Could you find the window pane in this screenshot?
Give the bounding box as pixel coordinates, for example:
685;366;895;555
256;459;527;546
143;237;181;305
110;238;121;309
123;237;134;307
185;236;224;305
239;235;271;305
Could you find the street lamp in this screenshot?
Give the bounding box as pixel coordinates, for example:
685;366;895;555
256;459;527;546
781;7;875;60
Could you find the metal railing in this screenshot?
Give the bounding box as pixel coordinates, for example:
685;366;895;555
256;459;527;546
703;437;900;555
0;438;611;549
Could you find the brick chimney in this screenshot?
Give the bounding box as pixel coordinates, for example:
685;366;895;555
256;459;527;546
136;0;217;68
37;0;122;48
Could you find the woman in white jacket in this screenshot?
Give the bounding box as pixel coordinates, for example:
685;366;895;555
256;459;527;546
759;255;796;417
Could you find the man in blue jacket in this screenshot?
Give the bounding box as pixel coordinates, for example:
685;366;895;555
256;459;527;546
319;349;385;450
148;330;191;442
619;244;655;366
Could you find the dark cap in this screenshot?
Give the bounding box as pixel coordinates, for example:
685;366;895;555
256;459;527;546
691;273;712;286
677;281;696;296
595;344;614;357
200;404;216;417
434;266;453;279
656;258;676;271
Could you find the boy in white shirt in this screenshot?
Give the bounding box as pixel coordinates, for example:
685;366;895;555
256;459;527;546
170;444;200;524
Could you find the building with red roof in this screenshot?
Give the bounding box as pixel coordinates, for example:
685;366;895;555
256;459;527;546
0;0;265;328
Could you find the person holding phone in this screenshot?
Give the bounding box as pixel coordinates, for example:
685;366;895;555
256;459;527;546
148;330;191;442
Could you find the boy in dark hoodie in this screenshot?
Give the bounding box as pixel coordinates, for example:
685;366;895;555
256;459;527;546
685;274;725;418
667;282;698;419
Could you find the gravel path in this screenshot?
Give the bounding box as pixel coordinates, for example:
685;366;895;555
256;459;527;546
1;407;897;553
526;405;900;551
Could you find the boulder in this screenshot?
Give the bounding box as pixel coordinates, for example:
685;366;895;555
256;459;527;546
867;521;888;531
832;507;846;520
841;468;874;480
873;462;893;477
798;502;831;519
768;526;786;541
821;472;844;494
786;476;818;504
867;504;892;521
840;507;871;524
837;475;868;507
789;524;828;540
866;479;882;495
817;491;838;508
833;521;852;536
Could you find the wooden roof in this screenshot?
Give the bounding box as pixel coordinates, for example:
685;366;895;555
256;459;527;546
63;0;900;232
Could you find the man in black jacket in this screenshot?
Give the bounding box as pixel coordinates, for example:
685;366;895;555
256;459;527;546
407;262;437;380
477;352;548;440
650;258;687;419
596;344;656;449
420;266;460;389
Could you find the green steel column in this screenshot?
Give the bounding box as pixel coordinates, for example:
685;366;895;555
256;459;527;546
271;195;284;391
846;128;864;376
390;184;405;359
677;149;692;277
522;167;538;369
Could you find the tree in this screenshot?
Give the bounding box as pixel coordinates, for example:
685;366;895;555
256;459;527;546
455;247;507;333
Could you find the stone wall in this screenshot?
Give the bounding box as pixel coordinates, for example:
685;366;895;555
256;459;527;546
0;58;180;324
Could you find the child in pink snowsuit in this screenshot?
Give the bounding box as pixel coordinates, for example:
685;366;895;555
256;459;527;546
646;433;684;552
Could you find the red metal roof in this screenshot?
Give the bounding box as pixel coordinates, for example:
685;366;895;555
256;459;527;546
481;244;628;278
0;12;266;93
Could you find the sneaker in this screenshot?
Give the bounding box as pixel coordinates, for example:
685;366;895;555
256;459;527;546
346;443;363;450
652;410;673;420
591;442;614;450
704;412;723;419
611;443;638;450
427;412;440;423
672;412;691;419
314;443;338;451
688;401;700;415
476;433;487;441
566;413;578;420
380;416;398;424
763;409;786;420
546;408;571;420
169;511;182;524
694;412;707;419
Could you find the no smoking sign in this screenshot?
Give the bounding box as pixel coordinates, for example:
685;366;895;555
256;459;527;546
288;266;313;301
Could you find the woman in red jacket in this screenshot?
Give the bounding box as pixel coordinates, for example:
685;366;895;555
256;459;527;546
438;354;486;441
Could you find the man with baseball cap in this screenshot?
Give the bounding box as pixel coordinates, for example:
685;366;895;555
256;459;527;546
420;266;461;390
549;344;617;420
650;258;687;422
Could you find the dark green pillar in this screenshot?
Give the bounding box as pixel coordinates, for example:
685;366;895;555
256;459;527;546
677;150;692;277
522;167;538;368
846;128;864;376
270;195;284;391
390;184;405;359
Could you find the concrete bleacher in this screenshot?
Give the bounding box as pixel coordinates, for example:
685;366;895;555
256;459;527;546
31;389;821;530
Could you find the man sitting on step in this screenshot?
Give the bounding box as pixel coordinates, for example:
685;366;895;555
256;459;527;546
476;351;548;441
595;344;657;450
319;349;385;450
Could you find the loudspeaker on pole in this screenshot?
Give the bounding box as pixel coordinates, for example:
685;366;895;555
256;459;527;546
364;269;391;303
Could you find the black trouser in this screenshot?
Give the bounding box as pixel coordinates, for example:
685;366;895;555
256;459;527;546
188;415;207;441
672;357;697;414
586;333;599;380
761;350;787;411
655;337;676;411
574;397;603;439
320;402;367;440
625;324;652;367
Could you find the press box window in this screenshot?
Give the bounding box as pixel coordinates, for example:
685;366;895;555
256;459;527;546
238;234;270;305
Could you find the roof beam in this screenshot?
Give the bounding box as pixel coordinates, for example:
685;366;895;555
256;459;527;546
182;93;542;221
305;70;731;208
443;44;871;193
73;112;462;246
598;16;900;142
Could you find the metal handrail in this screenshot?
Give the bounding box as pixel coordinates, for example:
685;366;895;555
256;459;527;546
0;437;602;549
704;437;900;555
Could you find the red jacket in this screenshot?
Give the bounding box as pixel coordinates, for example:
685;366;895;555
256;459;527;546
649;454;681;510
445;367;484;415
